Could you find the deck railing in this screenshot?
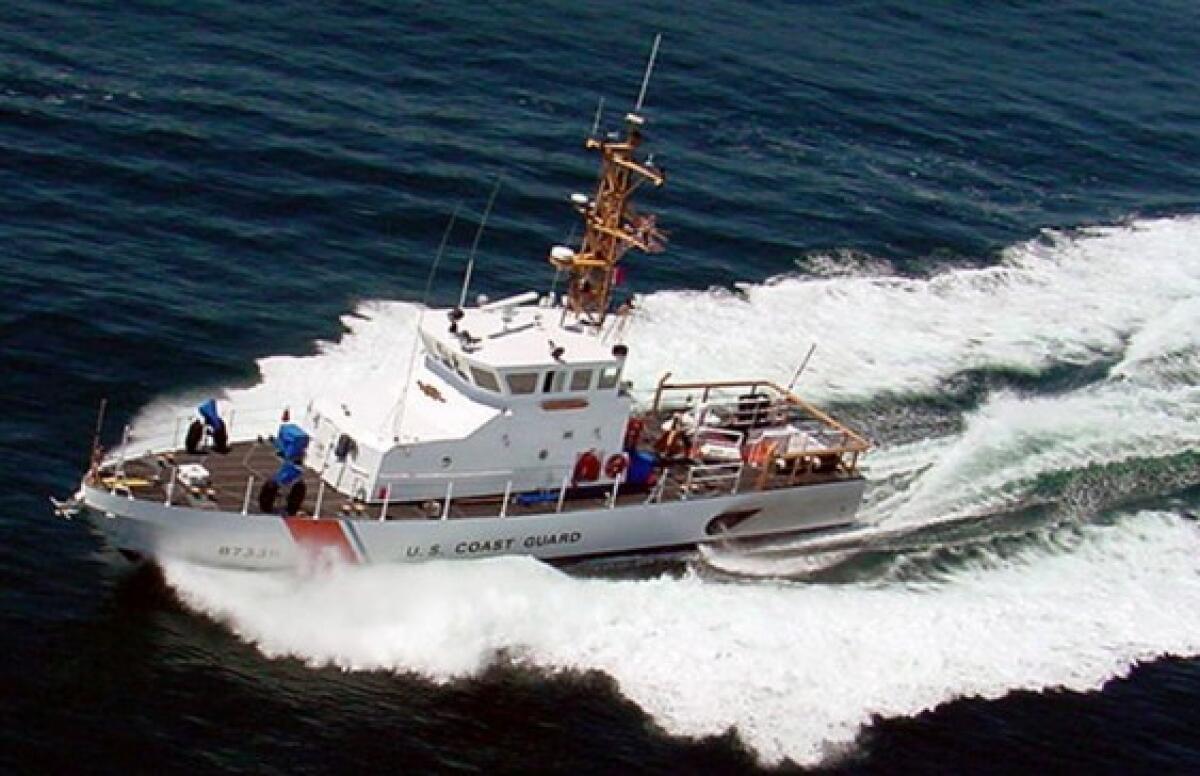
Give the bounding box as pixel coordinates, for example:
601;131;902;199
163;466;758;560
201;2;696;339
649;374;871;477
681;461;743;499
101;400;310;468
102;378;869;523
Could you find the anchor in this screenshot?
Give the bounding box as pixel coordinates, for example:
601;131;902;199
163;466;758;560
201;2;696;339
49;490;84;520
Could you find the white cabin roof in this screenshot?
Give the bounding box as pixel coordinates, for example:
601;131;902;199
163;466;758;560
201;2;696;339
421;302;618;370
394;359;500;443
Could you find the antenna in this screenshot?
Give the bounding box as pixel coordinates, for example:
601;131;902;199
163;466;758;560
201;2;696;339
86;397;107;476
590;96;605;136
787;343;818;393
426;203;460;303
552;33;666;325
634;33;662;113
389;204;460;440
458;177;502;309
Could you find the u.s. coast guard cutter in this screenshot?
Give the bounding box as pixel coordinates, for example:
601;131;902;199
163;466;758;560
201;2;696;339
58;45;871;570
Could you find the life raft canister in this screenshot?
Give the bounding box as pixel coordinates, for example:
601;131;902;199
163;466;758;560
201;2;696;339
604;453;629;479
573;450;601;483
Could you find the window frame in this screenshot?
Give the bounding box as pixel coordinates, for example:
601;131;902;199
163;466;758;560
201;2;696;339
597;365;621;390
505;371;538;395
470;365;502;393
569;369;593;392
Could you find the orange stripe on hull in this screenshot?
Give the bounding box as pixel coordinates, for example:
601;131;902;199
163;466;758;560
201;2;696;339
283;518;358;564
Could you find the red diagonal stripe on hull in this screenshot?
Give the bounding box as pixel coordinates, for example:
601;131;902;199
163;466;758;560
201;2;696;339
283;518;357;564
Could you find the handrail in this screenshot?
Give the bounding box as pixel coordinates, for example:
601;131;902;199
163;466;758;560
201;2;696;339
682;461;743;499
102;400;311;466
650;377;870;452
378;465;573;485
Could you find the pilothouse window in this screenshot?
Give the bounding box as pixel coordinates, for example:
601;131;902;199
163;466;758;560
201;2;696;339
506;372;537;395
470;366;501;393
543;370;566;393
598;366;621;390
570;369;593;391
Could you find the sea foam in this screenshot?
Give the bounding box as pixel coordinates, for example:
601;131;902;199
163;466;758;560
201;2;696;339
164;511;1200;767
148;215;1200;765
130;215;1200;445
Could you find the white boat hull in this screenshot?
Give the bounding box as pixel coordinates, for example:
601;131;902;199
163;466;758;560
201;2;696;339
79;478;866;570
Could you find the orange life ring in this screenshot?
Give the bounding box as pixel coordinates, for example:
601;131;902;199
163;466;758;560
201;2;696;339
604;453;629;479
574;451;601;483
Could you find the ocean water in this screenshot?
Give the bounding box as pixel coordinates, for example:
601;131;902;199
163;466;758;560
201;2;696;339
3;1;1200;772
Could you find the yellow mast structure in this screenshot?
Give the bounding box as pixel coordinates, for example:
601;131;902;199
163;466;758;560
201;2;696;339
550;38;667;325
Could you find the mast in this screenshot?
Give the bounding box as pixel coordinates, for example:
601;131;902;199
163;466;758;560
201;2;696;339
550;38;667;325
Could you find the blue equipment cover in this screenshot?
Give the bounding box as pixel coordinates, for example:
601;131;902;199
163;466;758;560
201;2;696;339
627;450;656;485
197;399;225;433
275;423;310;463
272;462;304;487
516;490;558;507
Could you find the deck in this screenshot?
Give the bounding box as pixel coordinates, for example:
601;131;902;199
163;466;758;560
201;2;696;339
93;378;870;522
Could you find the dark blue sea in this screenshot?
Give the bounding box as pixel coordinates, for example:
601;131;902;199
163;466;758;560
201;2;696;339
3;1;1200;772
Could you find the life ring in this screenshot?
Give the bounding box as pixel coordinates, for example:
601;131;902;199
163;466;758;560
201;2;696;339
604;453;629;479
573;451;601;483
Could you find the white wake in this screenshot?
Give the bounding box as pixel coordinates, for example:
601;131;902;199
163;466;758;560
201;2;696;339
626;216;1200;401
146;215;1200;765
130;215;1200;442
165;511;1200;766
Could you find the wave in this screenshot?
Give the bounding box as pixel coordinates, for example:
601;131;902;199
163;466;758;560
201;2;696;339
142;214;1200;765
164;510;1200;767
862;372;1200;528
625;216;1200;401
128;214;1200;446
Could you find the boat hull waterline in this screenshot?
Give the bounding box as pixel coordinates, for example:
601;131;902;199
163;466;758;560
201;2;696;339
78;478;865;571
